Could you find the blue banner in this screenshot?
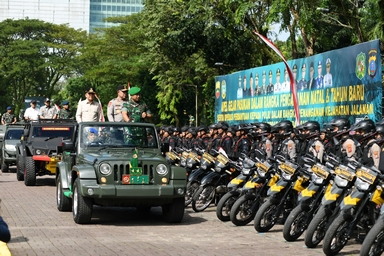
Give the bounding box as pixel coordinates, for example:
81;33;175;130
215;40;382;126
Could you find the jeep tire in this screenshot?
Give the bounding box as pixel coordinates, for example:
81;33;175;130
1;161;8;173
16;154;24;181
24;156;36;186
162;197;184;223
73;178;93;224
56;176;72;212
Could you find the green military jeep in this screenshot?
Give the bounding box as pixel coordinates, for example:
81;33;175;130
56;122;186;224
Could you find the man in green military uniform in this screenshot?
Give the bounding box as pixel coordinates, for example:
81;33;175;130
121;87;152;123
1;106;17;124
57;101;73;119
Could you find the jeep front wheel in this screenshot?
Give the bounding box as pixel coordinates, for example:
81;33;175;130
73;178;93;224
24;157;36;186
16;154;24;181
1;162;8;173
162;197;184;223
56;176;72;212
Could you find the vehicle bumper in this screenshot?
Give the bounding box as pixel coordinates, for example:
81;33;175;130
79;179;186;198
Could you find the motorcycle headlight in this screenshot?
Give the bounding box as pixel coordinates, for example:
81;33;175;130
335;175;348;187
356;178;370;191
99;163;112;176
282;172;292;180
242;168;251;175
214;166;221;172
180;159;186;166
35;149;42;155
156;164;168;176
258;170;265;178
314;177;324;185
200;162;207;170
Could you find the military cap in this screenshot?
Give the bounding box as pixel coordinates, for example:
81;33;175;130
89;127;98;135
129;86;141;95
31;100;37;104
318;61;322;68
292;64;298;72
310;62;314;69
117;85;128;92
62;100;69;105
269;70;272;77
262;70;266;77
255;73;259;79
45;98;50;102
86;88;96;94
276;68;281;75
302;63;306;71
6;106;12;110
326;58;331;67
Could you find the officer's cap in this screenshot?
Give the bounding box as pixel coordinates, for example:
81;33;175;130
255;73;259;79
89;127;98;135
326;58;331;67
262;70;266;76
310;62;314;69
86;88;96;94
62;100;69;105
117;85;128;92
45;98;50;102
318;61;322;68
129;86;141;95
276;68;281;75
269;70;272;77
292;64;298;72
6;106;12;110
302;63;306;71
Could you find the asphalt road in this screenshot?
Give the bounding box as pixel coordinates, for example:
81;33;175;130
0;167;361;256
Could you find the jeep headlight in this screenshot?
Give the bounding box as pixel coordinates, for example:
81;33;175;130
156;164;168;176
5;145;15;151
35;149;42;155
99;163;112;176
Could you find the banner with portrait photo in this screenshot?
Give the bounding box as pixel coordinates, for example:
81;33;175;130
215;39;382;126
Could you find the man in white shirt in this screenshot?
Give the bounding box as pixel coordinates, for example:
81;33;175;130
76;88;103;123
39;98;57;119
24;100;40;121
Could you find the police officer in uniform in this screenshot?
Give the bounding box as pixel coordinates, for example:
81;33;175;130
324;58;333;87
57;101;73;119
273;120;296;161
39;98;57;119
121;87;152;123
107;85;128;122
1;106;17;124
266;70;274;94
76;88;103;122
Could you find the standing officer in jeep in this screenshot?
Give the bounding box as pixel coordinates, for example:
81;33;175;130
121;86;152;123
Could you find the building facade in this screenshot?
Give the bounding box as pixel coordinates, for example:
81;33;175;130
0;0;143;33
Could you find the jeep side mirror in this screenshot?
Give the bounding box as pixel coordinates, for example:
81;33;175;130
161;142;169;153
62;141;74;151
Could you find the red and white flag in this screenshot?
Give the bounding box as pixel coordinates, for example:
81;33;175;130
253;31;300;125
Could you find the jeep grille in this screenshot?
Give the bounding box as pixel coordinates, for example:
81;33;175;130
113;164;154;183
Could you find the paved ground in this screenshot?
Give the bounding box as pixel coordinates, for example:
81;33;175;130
0;167;361;256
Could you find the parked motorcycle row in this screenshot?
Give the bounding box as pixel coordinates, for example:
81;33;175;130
166;145;384;256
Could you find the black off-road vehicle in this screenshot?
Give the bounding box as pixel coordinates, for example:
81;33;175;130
16;119;77;185
56;122;186;224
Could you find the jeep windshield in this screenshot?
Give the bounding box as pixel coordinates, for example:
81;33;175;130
32;126;74;139
5;129;23;140
80;124;158;149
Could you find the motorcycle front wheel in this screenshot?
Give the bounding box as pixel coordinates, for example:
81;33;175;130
283;204;308;242
216;190;240;222
304;205;329;248
254;198;278;232
191;185;216;212
185;181;199;207
360;216;384;256
230;194;258;226
322;213;351;256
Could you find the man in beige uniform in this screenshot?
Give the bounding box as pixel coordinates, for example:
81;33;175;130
107;85;128;122
76;88;103;123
